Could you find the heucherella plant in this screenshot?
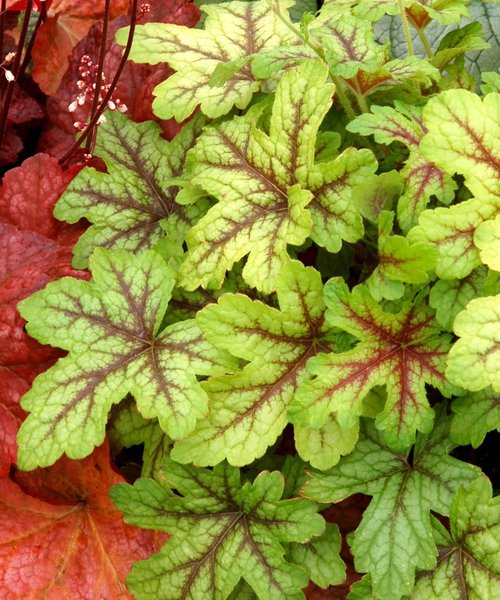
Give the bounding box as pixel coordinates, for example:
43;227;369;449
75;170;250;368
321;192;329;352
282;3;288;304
15;0;500;598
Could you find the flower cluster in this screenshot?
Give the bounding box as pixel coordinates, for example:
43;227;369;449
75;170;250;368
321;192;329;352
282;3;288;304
69;55;127;131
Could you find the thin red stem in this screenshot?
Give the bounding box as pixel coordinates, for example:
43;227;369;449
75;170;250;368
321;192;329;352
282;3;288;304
60;0;138;165
0;0;33;151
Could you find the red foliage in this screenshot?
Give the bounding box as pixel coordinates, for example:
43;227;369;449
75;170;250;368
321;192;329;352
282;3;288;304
0;153;87;475
0;441;166;598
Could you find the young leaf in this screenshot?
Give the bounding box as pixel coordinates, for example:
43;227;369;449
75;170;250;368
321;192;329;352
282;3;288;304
179;60;334;293
302;410;480;599
411;476;500;599
0;441;163;598
450;388;500;448
111;461;325;599
16;249;235;470
54;112;208;268
446;294;500;393
116;0;297;121
347;104;456;231
172;260;338;467
289;280;454;450
365;211;437;301
287;522;346;589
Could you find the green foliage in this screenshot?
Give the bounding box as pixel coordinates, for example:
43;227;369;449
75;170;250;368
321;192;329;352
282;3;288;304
111;461;325;599
16;0;500;597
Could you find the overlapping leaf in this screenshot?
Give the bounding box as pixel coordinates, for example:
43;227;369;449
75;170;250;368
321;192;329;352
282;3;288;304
446;294;500;393
16;249;235;470
172;261;341;467
116;0;297;121
302;410;479;600
475;214;500;271
365;211;437;301
289;280;454;450
179;60;333;293
411;476;500;599
450;388;500;448
347;103;456;231
111;460;325;599
55;111;208;268
0;441;164;598
410;89;500;277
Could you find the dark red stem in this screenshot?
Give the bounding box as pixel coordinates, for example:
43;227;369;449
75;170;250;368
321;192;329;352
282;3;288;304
61;0;138;165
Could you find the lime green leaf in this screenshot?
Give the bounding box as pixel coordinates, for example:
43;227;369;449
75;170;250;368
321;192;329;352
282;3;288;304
419;90;500;202
446;294;500;393
347;104;457;231
172;261;337;467
294;415;359;471
450;388;500;448
348;574;377;599
474;214;500;271
366;211;438;301
406;0;472;27
179;60;334;293
111;461;325;599
408;196;498;279
288;523;346;589
432;22;490;70
302;410;480;599
411;476;500;600
313;14;384;79
429;266;493;329
16;250;235;469
352;171;402;223
481;71;500;94
116;0;297;121
306;148;377;253
289;280;454;450
54;112;208;268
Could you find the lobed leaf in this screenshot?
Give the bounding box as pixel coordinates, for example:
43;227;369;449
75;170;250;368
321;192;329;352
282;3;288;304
289;280;454;450
302;410;480;599
179;60;333;293
111;461;325;599
55;112;209;268
411;476;500;599
172;260;339;467
116;0;297;121
16;249;235;469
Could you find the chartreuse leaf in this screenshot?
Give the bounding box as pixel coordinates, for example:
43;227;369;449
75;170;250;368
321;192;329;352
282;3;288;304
409;90;500;277
305;148;377;253
289;280;454;450
450;388;500;448
429;266;495;330
419;90;500;202
411;476;500;599
475;214;500;271
179;60;334;293
406;0;472;27
116;0;297;121
446;294;500;393
16;249;235;469
111;460;325;599
287;522;346;589
432;22;490;71
302;410;480;600
366;211;437;301
172;261;340;467
347;103;456;232
294;414;359;471
54;112;208;269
